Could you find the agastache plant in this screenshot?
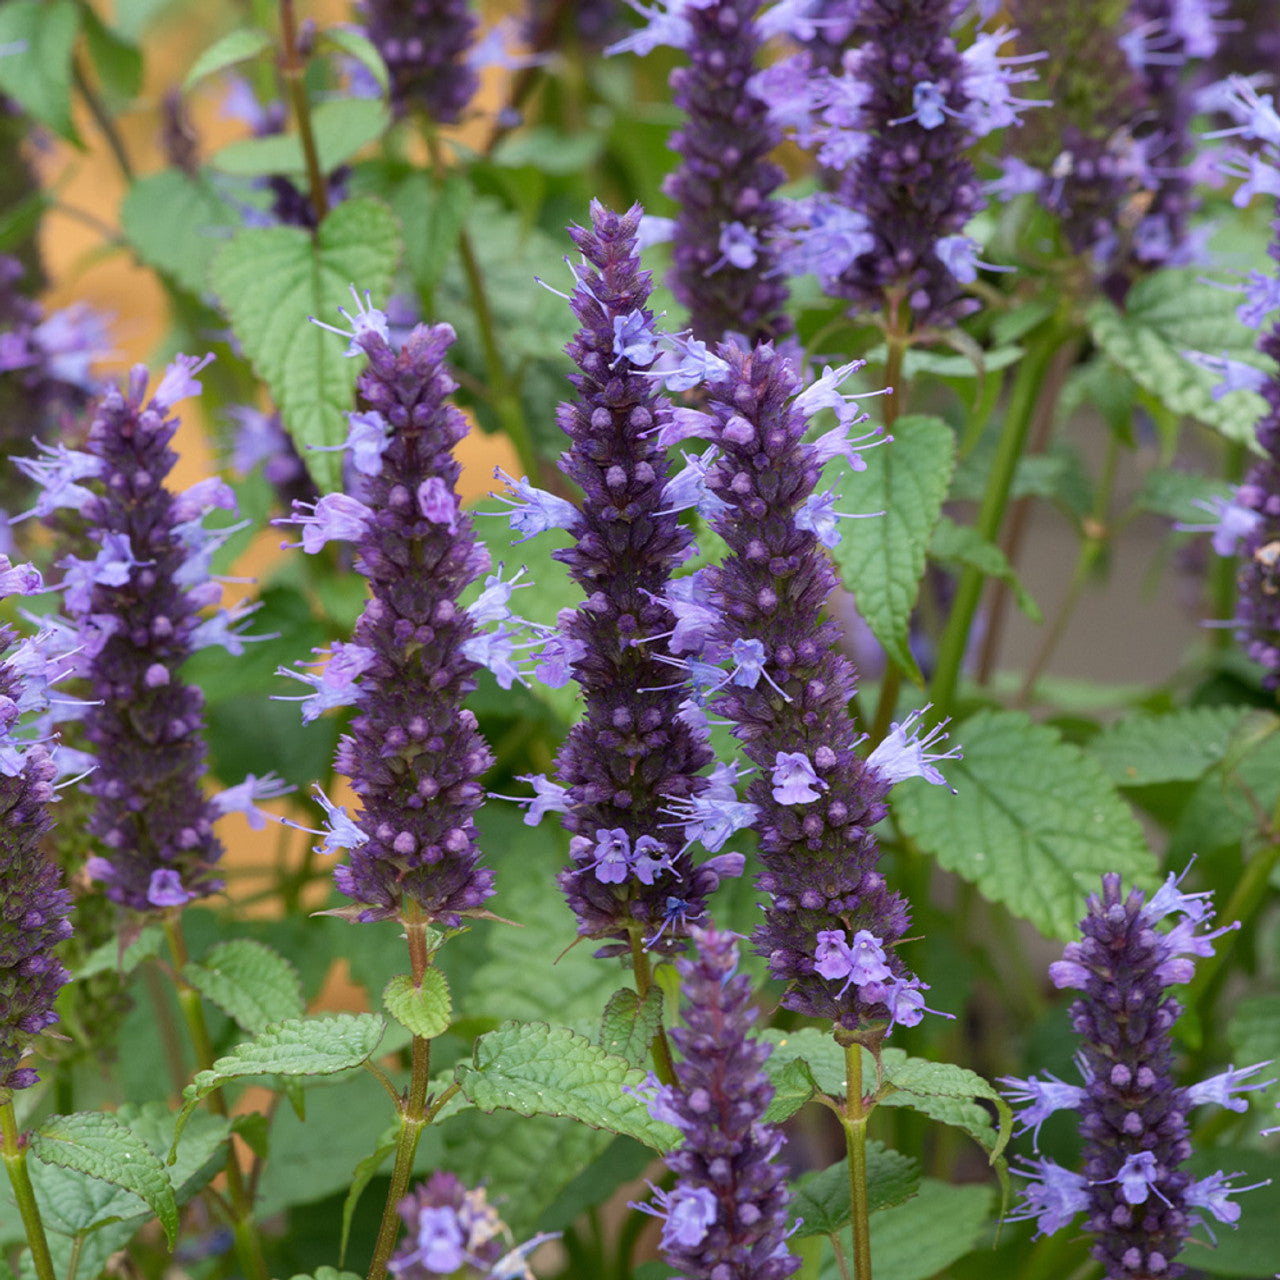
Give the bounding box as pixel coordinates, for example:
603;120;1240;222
359;0;479;124
1001;872;1271;1276
506;202;743;976
632;924;798;1279
612;0;790;343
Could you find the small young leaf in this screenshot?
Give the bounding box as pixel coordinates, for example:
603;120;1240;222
209;99;390;178
761;1056;819;1125
893;709;1157;939
1087;268;1267;447
1090;706;1251;787
760;1028;847;1100
181;27;273;92
210;196;401;493
455;1021;679;1150
76;925;163;980
317;29;390;95
340;1130;396;1266
0;0;81;141
81;8;143;102
598;986;663;1070
929;516;1041;622
30;1113;178;1247
383;970;452;1041
185;938;306;1035
120;170;244;298
829;415;955;682
790;1145;921;1237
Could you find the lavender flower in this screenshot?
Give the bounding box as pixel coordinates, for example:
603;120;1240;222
534;202;738;956
359;0;479;124
1002;872;1269;1275
632;925;797;1278
690;344;955;1028
40;358;234;911
279;300;495;924
657;0;791;343
389;1171;556;1278
0;557;72;1091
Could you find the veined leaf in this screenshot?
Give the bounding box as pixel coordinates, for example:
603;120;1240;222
598;986;663;1070
185;938;306;1034
383;970;452;1041
1090;706;1251;787
790;1146;921;1237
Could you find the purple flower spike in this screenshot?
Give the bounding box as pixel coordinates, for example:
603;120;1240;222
632;925;798;1279
696;342;932;1031
42;362;232;911
358;0;478;123
549;202;723;957
1005;873;1268;1273
660;0;791;343
0;561;72;1092
287;308;497;926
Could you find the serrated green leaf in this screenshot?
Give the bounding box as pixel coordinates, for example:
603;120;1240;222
1136;468;1233;522
185;938;306;1034
82;8;142;102
830;415;954;681
383;970;452;1040
762;1056;819;1124
598;986;663;1069
174;1014;386;1147
182;27;273;92
1087;269;1268;446
340;1130;396;1266
861;1180;993;1280
121;170;244;298
0;1;80;141
929;516;1041;622
30;1114;178;1247
455;1022;679;1150
75;925;163;980
317;29;390;95
210;196;400;493
1090;707;1251;787
209;99;390;178
877;1055;1011;1160
790;1146;921;1237
761;1028;848;1099
388;172;470;295
894;709;1157;939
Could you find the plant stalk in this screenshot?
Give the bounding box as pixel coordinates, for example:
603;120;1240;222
630;930;677;1086
1;1097;57;1280
279;0;328;223
840;1041;873;1280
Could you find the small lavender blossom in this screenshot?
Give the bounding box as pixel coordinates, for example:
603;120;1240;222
0;559;71;1092
694;342;955;1028
632;925;797;1279
359;0;479;123
43;359;228;911
547;202;733;956
1003;873;1265;1273
278;303;497;924
656;0;791;343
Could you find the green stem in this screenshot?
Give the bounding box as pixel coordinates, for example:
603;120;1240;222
839;1041;873;1280
279;0;328;223
71;57;134;182
162;915;270;1280
930;320;1068;720
630;931;677;1086
869;665;902;745
2;1097;57;1280
368;909;434;1280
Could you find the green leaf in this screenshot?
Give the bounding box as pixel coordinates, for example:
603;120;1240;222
598;986;664;1069
790;1145;920;1237
185;938;306;1035
383;970;452;1040
1135;467;1233;522
455;1021;679;1150
762;1055;820;1125
864;1180;993;1280
285;1269;364;1280
340;1130;396;1265
30;1113;178;1247
877;1054;1011;1160
388;172;470;295
76;925;163;979
492;126;605;175
1090;706;1251;787
121;170;244;298
0;0;81;141
209;99;390;178
182;27;273;92
929;516;1041;622
1182;1147;1280;1276
1087;268;1268;446
210;196;401;493
829;415;955;681
760;1028;848;1100
174;1014;386;1146
317;29;390;95
1227;995;1280;1120
894;709;1157;939
82;8;143;102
